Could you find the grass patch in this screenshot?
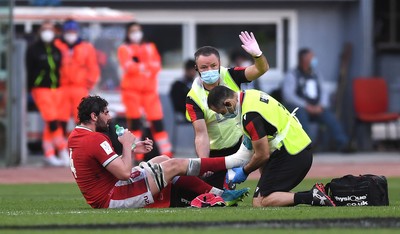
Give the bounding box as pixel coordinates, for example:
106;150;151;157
0;178;399;232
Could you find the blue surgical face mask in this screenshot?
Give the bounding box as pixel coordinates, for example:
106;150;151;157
223;104;238;119
200;69;220;84
311;57;318;69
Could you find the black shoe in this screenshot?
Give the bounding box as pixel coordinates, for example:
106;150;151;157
311;183;336;206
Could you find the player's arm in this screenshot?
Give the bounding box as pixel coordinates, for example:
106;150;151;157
133;137;153;154
106;130;136;180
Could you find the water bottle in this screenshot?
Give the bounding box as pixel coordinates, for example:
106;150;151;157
115;124;125;136
115;124;136;150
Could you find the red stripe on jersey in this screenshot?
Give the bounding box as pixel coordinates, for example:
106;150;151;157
186;103;198;122
234;66;246;71
110;177;148;200
240;91;244;104
245;121;260;141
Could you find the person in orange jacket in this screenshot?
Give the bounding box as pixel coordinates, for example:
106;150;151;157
26;20;69;167
117;22;172;161
55;19;100;135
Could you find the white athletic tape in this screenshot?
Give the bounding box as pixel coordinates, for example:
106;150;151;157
225;143;253;169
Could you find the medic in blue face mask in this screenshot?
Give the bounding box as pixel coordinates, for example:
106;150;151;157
200;69;220;84
195;50;222;85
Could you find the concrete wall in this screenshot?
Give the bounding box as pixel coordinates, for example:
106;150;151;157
296;4;349;81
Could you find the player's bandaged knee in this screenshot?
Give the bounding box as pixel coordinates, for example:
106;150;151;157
225;143;253;169
186;159;201;176
140;161;168;191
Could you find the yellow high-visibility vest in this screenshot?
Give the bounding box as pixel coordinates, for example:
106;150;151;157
241;89;311;155
186;67;243;150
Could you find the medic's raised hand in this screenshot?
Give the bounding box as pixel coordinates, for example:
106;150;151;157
239;31;262;58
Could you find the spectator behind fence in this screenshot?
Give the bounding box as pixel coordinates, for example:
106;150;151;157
170;59;197;117
117;22;173;161
281;48;351;152
25;20;69;167
54;19;100;136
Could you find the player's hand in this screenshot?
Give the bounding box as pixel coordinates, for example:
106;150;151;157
239;31;262;57
201;171;214;178
117;129;136;149
134;137;153;154
231;167;248;184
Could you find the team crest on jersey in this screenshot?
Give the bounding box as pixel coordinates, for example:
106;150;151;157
259;92;269;104
100;141;113;155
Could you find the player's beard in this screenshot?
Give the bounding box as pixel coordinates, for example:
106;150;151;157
95;118;109;132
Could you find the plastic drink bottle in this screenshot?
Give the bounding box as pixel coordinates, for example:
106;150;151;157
115;124;125;136
115;124;136;150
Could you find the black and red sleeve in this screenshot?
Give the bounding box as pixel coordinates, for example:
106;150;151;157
242;112;277;141
228;67;250;86
186;96;205;122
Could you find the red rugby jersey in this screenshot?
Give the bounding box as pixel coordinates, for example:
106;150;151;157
68;126;119;208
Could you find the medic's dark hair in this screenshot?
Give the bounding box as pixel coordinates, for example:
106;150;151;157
194;46;220;62
207;85;235;110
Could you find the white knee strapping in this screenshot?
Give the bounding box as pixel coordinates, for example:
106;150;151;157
186;159;201;176
225;143;253;169
140;161;168;191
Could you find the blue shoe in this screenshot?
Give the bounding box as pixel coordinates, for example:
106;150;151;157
221;187;250;206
